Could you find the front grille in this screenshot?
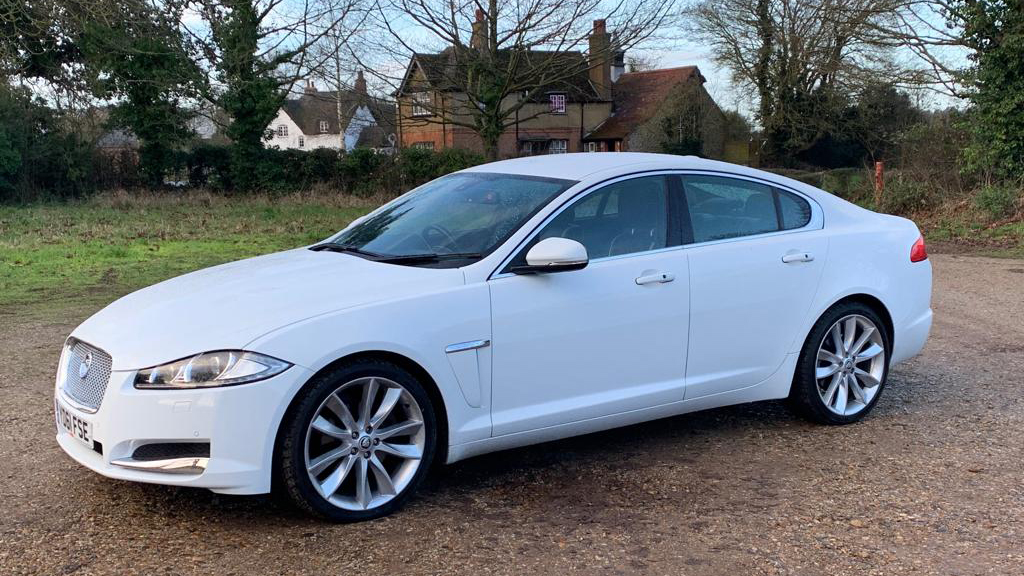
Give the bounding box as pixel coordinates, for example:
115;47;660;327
62;339;113;412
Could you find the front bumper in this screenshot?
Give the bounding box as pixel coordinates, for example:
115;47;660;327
54;365;313;495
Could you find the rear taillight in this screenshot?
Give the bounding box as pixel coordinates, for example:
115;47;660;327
910;235;928;262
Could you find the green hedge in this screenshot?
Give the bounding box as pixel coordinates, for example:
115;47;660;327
182;145;484;195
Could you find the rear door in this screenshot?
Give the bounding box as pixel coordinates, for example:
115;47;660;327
680;174;829;398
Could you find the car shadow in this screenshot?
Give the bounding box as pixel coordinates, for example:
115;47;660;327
85;369;926;526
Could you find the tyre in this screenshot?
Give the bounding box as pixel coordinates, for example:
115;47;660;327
789;302;891;425
278;359;437;521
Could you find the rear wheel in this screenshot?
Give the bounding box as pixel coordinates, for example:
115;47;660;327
790;302;890;424
279;360;437;521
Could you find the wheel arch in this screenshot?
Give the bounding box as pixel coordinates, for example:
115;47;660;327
270;349;451;491
824;293;894;349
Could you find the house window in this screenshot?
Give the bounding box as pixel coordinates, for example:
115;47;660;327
277;124;288;137
586;142;598;152
298;136;305;148
548;139;568;154
319;120;329;133
412;93;431;117
549;93;566;114
519;140;541;156
412;141;434;150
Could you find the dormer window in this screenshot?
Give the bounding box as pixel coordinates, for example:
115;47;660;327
319;120;329;133
277;125;288;137
549;93;566;114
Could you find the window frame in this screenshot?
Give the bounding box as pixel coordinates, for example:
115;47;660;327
488;169;822;280
549;93;567;114
677;172;822;248
298;135;305;148
547;139;568;154
496;172;683;275
411;92;432;117
319;120;329;133
276;124;288;137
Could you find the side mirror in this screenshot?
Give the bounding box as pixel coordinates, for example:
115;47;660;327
510;237;589;274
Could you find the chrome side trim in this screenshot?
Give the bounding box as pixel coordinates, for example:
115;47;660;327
445;340;491;354
110;457;209;475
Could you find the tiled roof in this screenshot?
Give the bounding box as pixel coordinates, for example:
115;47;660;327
282;90;396;136
585;66;701;140
403;49;606;102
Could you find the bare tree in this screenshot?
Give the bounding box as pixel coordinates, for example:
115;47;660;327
370;0;680;160
685;0;939;162
305;0;373;149
177;0;367;187
625;53;661;72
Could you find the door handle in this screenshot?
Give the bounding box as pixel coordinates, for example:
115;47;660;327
781;252;814;264
635;272;675;285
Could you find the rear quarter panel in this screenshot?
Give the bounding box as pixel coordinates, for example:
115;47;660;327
804;207;932;364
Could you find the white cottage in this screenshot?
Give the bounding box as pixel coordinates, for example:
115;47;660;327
268;72;396;152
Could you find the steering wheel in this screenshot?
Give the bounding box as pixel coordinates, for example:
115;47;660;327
421;224;459;253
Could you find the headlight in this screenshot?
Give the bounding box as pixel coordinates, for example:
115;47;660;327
134;351;291;389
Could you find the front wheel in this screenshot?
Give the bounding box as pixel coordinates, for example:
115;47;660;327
278;360;437;521
790;302;891;424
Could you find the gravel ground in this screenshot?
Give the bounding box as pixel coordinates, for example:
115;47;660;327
1;253;1022;575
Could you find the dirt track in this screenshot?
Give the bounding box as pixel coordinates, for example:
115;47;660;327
1;253;1022;575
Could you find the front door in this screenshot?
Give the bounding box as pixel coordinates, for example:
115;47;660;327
488;174;690;436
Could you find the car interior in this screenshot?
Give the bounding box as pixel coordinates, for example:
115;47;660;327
539;176;669;259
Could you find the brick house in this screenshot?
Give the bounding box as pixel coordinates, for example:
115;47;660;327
394;17;725;158
268;72;397;152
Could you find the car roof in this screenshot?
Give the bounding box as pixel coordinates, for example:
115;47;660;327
460;152;848;209
460;152;813;189
460;152;709;181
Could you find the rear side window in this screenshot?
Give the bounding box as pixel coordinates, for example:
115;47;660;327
682;176;778;243
777;189;812;229
681;176;812;243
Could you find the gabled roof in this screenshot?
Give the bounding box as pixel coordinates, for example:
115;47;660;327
585;66;702;141
281;90;396;136
398;48;606;102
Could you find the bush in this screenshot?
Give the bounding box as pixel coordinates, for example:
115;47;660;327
176;145;483;196
186;143;232;189
0;85;96;202
880;178;934;215
974;184;1021;219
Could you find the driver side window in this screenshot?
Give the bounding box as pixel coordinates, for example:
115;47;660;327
535;175;670;259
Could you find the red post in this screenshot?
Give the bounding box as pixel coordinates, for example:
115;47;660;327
874;161;885;206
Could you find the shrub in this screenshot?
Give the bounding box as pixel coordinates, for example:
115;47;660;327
974;184;1021;219
0;85;96;202
186;143;232;189
880;178;934;215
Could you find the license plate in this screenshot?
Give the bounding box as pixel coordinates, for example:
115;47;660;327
56;397;93;449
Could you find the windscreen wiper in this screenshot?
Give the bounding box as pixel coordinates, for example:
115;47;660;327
375;252;482;264
308;242;384;259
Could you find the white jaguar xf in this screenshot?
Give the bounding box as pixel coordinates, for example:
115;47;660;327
54;153;932;521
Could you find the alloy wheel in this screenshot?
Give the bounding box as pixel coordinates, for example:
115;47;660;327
815;314;886;416
304;376;425;511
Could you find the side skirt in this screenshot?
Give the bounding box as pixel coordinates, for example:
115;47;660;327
446;353;798;464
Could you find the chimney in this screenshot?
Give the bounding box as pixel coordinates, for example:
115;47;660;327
470;9;487;50
611;50;626;83
303;80;316;95
588;20;612;100
354;70;367;94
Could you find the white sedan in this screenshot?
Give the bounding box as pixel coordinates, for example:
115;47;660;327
53;153;932;521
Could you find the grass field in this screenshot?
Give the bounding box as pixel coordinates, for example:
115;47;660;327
2;186;1021;316
0;191;382;312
